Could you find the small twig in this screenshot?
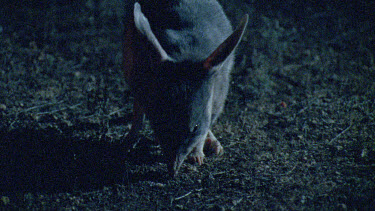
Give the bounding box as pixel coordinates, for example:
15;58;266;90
34;103;83;115
344;163;375;168
79;113;97;119
285;165;297;175
21;100;65;113
328;124;352;145
174;191;192;201
108;108;126;116
80;108;127;120
212;171;226;176
298;106;309;114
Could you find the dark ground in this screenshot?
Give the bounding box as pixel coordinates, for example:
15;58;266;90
1;0;374;210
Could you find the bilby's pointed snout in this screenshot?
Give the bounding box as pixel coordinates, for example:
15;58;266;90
167;151;187;177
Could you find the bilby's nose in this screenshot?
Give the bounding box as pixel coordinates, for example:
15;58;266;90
167;151;187;177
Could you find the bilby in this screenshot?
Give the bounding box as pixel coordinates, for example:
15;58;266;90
123;0;248;176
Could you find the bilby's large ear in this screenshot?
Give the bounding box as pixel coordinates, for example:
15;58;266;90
134;2;174;62
203;14;249;70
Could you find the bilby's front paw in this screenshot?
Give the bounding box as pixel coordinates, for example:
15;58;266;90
187;131;224;166
204;137;223;156
188;149;205;165
204;130;224;156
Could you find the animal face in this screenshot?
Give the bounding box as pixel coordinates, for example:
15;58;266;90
147;61;212;150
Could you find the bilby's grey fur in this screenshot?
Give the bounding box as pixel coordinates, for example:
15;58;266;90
124;0;248;176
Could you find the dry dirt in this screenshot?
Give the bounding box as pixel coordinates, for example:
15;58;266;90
1;0;374;210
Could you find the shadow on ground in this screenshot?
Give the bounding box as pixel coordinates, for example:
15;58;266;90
0;124;166;194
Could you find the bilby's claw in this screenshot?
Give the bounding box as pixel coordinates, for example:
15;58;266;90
188;154;204;165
